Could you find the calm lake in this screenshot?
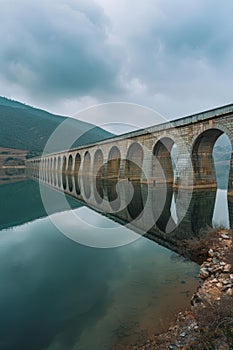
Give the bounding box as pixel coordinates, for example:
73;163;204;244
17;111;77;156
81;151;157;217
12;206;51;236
0;175;231;350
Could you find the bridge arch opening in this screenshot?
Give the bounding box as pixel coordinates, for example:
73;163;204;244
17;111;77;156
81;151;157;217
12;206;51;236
67;155;73;192
125;142;143;181
57;156;61;172
57;156;61;188
53;157;57;171
48;158;52;184
107;146;121;211
62;156;67;190
74;153;81;195
153;137;177;185
192;128;231;189
53;158;57;186
93;150;104;204
93;149;104;177
83;151;91;199
107;146;121;179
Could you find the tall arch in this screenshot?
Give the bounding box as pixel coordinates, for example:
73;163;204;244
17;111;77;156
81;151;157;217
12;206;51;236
192;128;224;188
125;142;143;181
153;137;175;185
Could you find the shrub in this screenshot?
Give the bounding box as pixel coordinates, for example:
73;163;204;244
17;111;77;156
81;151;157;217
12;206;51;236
188;295;233;349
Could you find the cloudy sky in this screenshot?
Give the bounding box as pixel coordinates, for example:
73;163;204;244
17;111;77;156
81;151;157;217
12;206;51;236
1;0;233;128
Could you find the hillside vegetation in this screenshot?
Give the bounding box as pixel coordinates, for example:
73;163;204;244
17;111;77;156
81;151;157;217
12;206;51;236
0;97;113;156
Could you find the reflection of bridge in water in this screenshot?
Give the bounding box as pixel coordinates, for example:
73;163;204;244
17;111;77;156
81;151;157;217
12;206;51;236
27;164;233;260
26;104;233;258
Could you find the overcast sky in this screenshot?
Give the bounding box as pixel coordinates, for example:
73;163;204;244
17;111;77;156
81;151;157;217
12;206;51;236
1;0;233;129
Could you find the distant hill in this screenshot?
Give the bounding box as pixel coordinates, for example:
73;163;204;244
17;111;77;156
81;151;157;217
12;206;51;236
0;97;113;156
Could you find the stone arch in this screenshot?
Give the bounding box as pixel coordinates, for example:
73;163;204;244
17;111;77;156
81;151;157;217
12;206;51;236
74;153;81;174
57;156;61;172
125;142;143;180
106;146;121;211
191;128;224;188
153;137;176;185
93;149;104;177
74;153;81;195
107;146;121;179
57;157;62;188
67;154;73;192
208;123;233;193
51;157;57;186
67;154;73;174
83;151;91;199
62;155;67;190
50;157;53;172
53;157;57;171
93;149;104;204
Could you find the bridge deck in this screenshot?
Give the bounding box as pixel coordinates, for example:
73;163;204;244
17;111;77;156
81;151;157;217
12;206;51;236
65;103;233;153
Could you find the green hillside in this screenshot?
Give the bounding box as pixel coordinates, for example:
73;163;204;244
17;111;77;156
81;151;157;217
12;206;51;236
0;97;113;156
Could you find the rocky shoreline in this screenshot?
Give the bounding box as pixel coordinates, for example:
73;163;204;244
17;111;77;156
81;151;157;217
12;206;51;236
131;229;233;349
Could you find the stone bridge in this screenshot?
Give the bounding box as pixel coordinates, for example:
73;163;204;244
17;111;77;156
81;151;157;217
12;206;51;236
27;103;233;194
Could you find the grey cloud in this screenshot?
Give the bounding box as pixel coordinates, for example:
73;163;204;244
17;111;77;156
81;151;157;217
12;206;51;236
0;0;121;101
1;0;233;123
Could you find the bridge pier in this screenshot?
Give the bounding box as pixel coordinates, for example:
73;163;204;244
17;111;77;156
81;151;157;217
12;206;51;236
228;153;233;196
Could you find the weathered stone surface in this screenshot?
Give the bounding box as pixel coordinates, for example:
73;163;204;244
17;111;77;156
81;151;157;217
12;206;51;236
223;264;231;272
199;268;209;279
221;234;230;239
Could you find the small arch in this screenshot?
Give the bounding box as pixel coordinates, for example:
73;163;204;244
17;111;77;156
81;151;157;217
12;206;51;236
125;142;143;181
67;155;73;192
83;151;91;173
107;147;121;211
57;156;61;172
62;156;67;190
93;149;104;177
67;155;73;173
53;157;57;172
74;153;81;195
93;150;104;203
107;146;121;179
50;158;53;172
83;151;91;198
53;158;57;186
57;157;61;188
